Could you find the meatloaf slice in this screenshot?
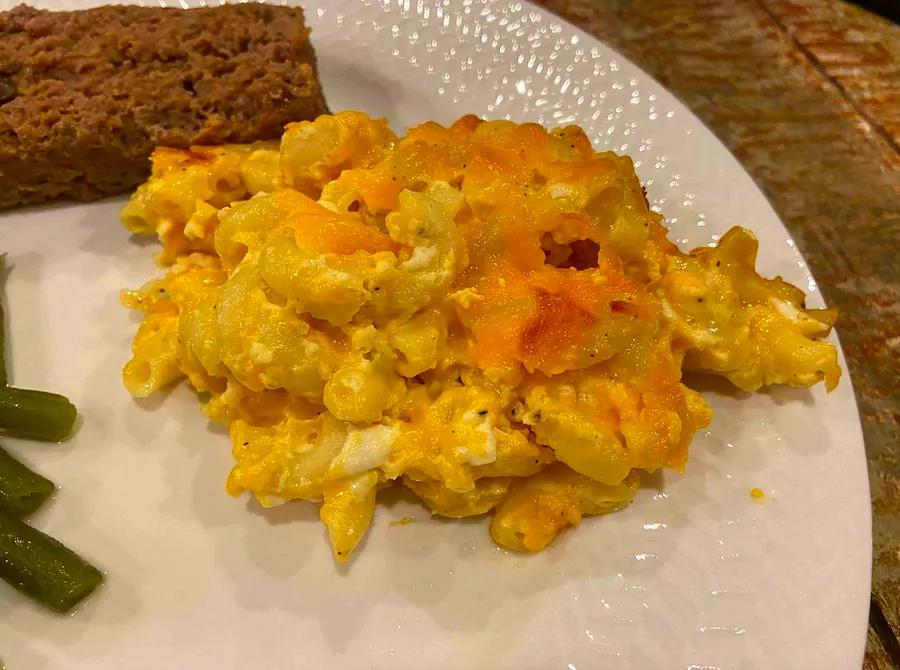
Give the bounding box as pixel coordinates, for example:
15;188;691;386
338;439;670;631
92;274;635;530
0;3;328;210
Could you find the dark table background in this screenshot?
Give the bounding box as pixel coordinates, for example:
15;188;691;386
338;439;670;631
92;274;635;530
534;1;900;667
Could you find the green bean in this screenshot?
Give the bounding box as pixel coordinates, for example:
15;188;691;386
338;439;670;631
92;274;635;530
0;446;55;516
0;387;77;442
0;254;6;386
0;510;102;612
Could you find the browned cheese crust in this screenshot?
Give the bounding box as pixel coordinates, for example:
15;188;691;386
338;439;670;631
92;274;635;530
0;3;329;209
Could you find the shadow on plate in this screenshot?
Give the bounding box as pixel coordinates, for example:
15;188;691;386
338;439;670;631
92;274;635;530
682;371;750;398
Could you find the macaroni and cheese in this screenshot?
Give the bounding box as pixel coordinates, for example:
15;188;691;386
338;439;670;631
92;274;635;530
121;112;840;561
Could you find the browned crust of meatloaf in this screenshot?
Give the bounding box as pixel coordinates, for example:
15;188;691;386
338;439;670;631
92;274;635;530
0;3;329;209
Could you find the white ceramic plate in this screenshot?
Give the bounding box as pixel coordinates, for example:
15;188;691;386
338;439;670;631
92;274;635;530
0;1;871;668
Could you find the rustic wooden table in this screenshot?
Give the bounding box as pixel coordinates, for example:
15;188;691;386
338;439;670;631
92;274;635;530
534;0;900;667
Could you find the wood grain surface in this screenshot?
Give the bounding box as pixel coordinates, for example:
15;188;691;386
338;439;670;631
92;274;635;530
533;0;900;667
